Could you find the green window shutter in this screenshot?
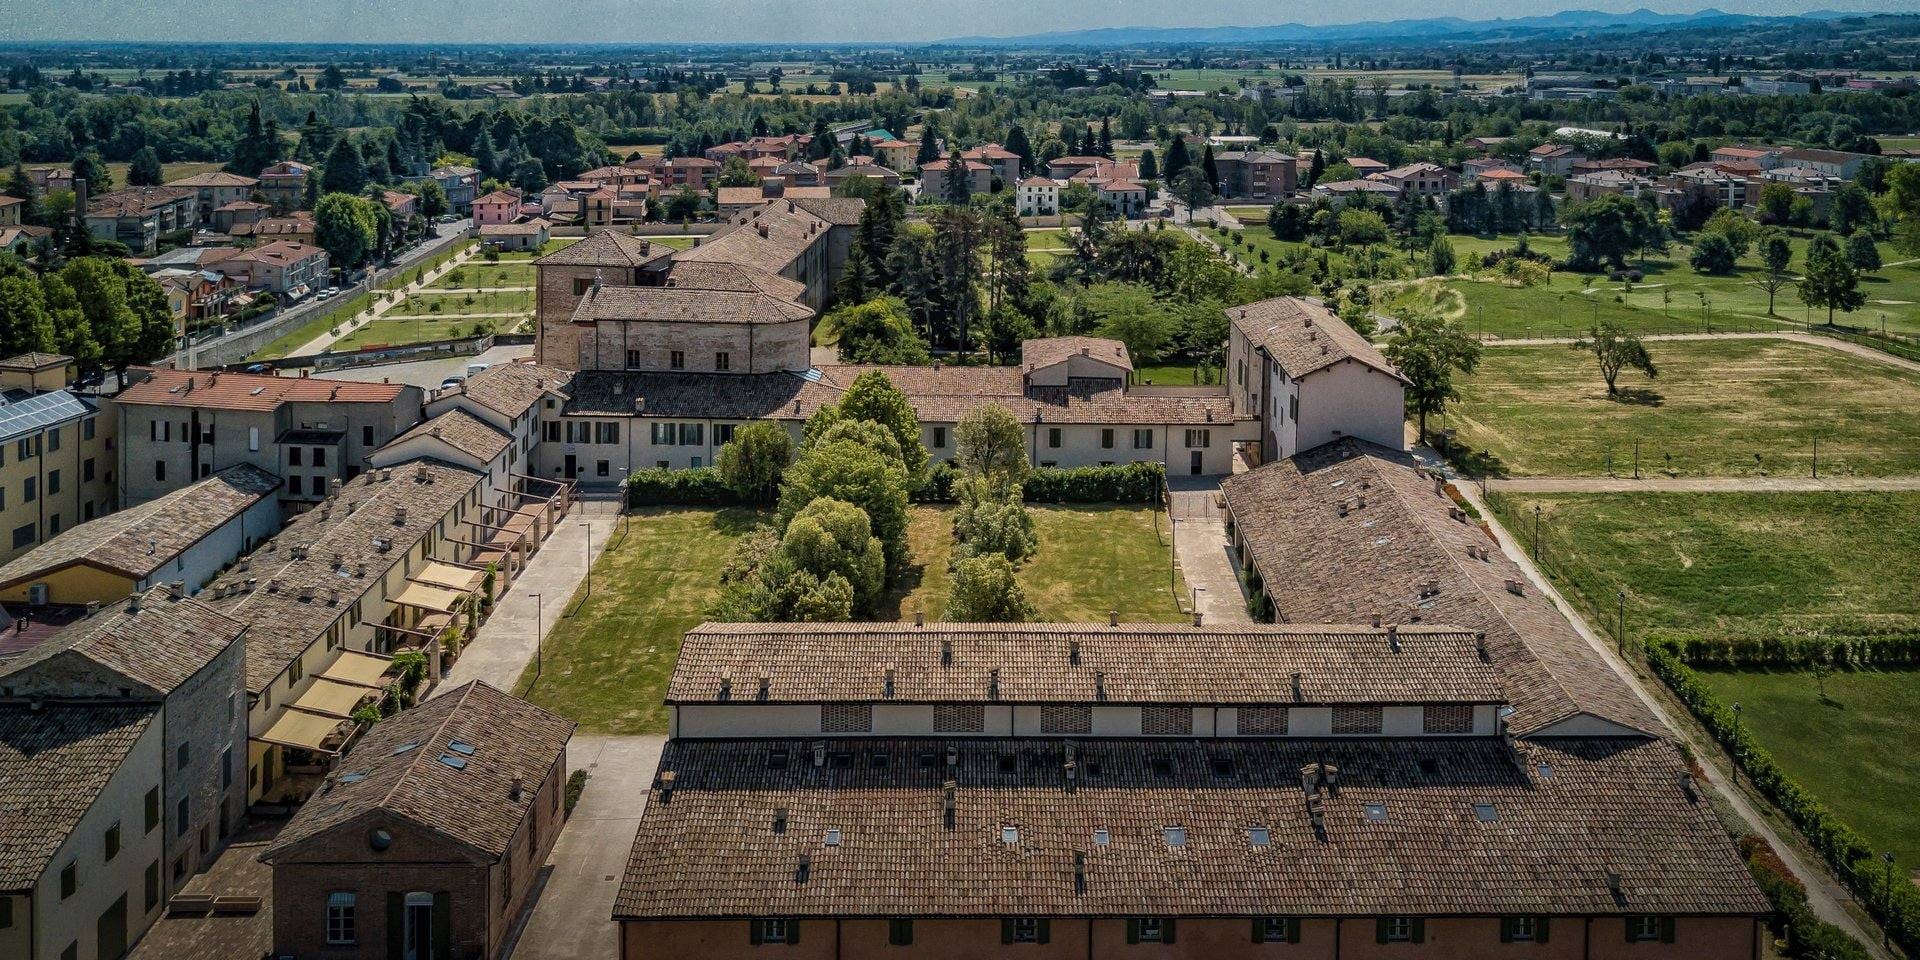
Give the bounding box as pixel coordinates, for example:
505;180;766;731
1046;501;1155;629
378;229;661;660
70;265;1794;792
1127;919;1140;944
1162;919;1176;944
1252;919;1264;943
787;920;800;945
432;891;451;960
386;892;404;960
750;920;763;946
1660;917;1675;944
1537;917;1550;943
1375;918;1390;944
1036;919;1050;944
890;918;913;946
1002;919;1014;944
1626;918;1637;943
1410;918;1425;944
1287;918;1301;943
1500;917;1514;943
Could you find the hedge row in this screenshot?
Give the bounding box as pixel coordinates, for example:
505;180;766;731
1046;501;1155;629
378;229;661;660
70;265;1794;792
625;467;745;505
1655;623;1920;669
916;461;1166;504
1649;643;1919;954
1742;836;1872;960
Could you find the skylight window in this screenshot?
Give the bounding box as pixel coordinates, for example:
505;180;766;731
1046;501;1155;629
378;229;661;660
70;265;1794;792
1474;803;1499;822
1093;828;1110;846
823;828;842;847
1248;827;1272;847
391;741;421;756
1363;803;1388;823
436;754;468;770
1164;826;1187;847
1002;825;1020;844
447;740;477;756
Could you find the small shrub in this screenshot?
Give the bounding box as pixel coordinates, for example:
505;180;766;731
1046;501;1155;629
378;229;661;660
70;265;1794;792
564;769;589;816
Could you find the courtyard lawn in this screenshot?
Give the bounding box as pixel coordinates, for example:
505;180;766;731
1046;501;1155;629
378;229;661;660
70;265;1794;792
1223;205;1271;223
328;313;506;352
388;287;534;318
1696;667;1920;867
513;508;771;734
646;234;700;250
887;504;1188;623
428;261;534;289
1447;338;1920;478
1133;364;1220;386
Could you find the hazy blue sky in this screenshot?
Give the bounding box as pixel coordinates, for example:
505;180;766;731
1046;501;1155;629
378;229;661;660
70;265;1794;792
0;0;1902;44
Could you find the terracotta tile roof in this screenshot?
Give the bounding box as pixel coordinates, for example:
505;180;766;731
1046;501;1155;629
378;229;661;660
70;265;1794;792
0;703;159;890
670;623;1502;705
791;196;865;226
919;159;992;173
1021;337;1132;375
533;231;669;269
228;239;324;265
391;408;511;463
780;186;833;201
168;171;258;188
1530;144;1580;158
1380;162;1450;179
1214;150;1297;163
572;284;814;326
473;190;521;205
566;370;840;420
1228;297;1403;383
479;219;551;236
86;186;195;218
1712;145;1775;159
1781;147;1862;165
662;261;809;302
0;588;245;696
117;367;406;412
0;464;280;586
614;736;1767;919
1314;178;1400;194
202;460;485;694
261;681;572;863
677;200;844;276
444;361;572;420
715;186;769;206
0;352;70;371
1220;440;1664;738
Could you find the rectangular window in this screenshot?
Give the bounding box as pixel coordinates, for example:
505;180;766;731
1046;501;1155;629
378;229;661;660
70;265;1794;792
45;471;57;496
1040;704;1091;735
1423;704;1474;734
888;918;913;946
931;427;946;449
1132;919;1169;943
104;822;120;862
83;458;95;482
288;446;302;466
22;477;35;502
1047;427;1061;448
544;421;562;442
1627;917;1673;943
312;447;326;468
595;422;621;444
679;423;703;446
1142;706;1193;736
1008;918;1043;944
16;438;29;460
1101;428;1114;449
1133;429;1153;449
11;524;33;549
566;421;590;444
932;704;985;733
177;796;190;836
573;277;594;295
597;460;610;477
326;892;357;945
223;747;233;788
715;351;730;371
83;418;96;441
669;350;685;370
821;704;873;733
715;424;735;446
754;919;791;944
287;475;302;496
1288;394;1299;422
145;787;160;833
47;427;59;452
1377;917;1422;943
626;349;643;369
154;459;166;482
177;741;190;770
1184;429;1212;449
60;861;75;898
144;861;159;912
1258;918;1301;943
1237;706;1289;735
362;426;374;447
1333;705;1385;735
1501;916;1549;943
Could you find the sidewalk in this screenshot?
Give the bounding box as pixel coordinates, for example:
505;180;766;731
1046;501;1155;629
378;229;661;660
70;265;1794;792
1166;477;1252;625
436;499;621;695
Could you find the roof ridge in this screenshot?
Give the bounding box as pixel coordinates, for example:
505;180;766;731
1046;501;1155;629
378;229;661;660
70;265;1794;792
378;680;478;814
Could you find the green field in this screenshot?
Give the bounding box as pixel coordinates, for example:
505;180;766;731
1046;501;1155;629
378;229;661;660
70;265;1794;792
647;234;700;250
1697;667;1920;866
1448;338;1920;477
521;502;1187;732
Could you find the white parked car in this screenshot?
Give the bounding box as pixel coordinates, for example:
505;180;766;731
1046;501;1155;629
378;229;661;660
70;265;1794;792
466;362;490;376
439;375;466;390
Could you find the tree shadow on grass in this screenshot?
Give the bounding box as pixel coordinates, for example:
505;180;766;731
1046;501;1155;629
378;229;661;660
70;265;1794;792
1609;387;1665;407
1442;444;1511;480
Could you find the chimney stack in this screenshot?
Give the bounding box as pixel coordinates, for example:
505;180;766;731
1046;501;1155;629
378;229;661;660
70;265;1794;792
1108;609;1118;626
1290;671;1303;701
942;780;957;830
1386;625;1399;652
1068;640;1080;666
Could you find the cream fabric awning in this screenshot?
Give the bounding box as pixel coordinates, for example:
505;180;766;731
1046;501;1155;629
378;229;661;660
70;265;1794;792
413;561;483;592
319;650;393;689
291;679;370;719
394;580;465;614
255;709;346;753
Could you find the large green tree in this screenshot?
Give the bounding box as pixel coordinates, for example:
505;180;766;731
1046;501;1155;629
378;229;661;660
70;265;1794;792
1561;194;1653;271
322;137;370;195
1383;306;1480;443
954;404;1029;486
58;258;173;374
946;553;1034;622
778;438;912;578
1798;233;1865;325
313;193;380;271
822;297;929;365
1573;320;1658;397
715;421;793;503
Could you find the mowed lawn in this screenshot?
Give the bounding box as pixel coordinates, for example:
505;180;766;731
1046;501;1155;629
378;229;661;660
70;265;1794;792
525;503;1187;732
513;507;769;734
1696;667;1920;867
1448;338;1920;477
1486;491;1920;650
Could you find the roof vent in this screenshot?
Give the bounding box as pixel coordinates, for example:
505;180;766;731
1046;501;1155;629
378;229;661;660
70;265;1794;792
811;742;827;768
1068;640;1080;666
757;670;770;701
1093;670;1107;701
394;506;408;525
1108;609;1118;627
1290;670;1303;701
718;669;732;701
772;807;788;833
1073;850;1087;893
1505;579;1524;596
794;853;811;884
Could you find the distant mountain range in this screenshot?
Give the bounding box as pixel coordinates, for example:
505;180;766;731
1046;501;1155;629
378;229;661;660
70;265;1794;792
938;7;1863;47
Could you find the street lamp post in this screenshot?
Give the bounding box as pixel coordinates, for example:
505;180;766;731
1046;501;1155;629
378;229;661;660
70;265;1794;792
1617;589;1627;654
1532;504;1542;561
530;592;543;686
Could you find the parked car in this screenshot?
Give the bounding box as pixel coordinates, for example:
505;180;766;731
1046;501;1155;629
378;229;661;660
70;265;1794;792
439;375;466;390
244;363;273;375
466;362;490;376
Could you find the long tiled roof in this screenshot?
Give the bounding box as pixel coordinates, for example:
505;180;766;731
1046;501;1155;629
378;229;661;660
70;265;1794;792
1227;297;1404;383
0;588;245;696
615;736;1767;919
260;681;572;862
0;464;280;586
202;460;484;694
390;408;511;463
662;261;809;303
670;623;1502;705
533;231;668;269
676;200;837;276
1220;440;1663;738
1021;337;1132;375
0;703;159;890
572;284;813;326
567;370;837;420
118;368;406;412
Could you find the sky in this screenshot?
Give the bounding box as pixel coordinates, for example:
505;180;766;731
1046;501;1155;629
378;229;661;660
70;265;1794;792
0;0;1906;44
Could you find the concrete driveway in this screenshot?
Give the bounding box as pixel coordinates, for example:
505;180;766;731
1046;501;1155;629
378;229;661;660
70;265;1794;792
505;734;665;960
